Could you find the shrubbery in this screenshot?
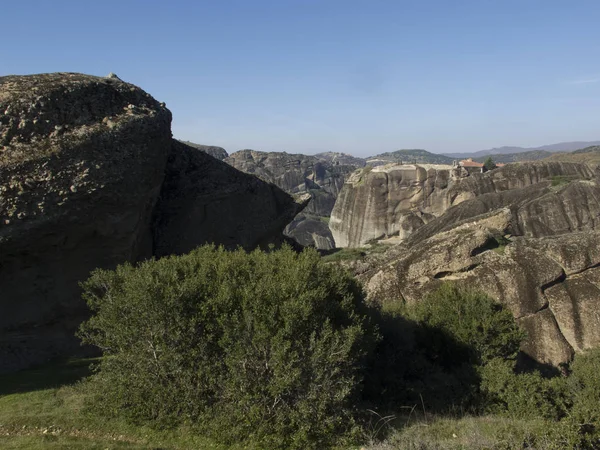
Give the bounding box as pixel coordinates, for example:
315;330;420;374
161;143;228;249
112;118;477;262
80;247;600;448
79;245;378;449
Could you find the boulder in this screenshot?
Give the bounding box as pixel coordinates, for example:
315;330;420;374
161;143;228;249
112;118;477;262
0;73;172;371
0;73;304;372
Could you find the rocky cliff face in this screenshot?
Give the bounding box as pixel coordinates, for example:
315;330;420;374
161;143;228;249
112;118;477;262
225;149;363;249
359;212;600;368
0;73;303;372
330;161;595;247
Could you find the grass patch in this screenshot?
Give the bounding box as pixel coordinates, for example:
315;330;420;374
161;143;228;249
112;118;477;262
551;175;578;187
0;359;232;450
321;242;389;263
366;414;584;450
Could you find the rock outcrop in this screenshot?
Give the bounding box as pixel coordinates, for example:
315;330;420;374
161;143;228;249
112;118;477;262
225;149;363;249
331;160;600;367
359;216;600;367
176;140;228;160
153;141;307;256
330;161;595;247
0;73;303;372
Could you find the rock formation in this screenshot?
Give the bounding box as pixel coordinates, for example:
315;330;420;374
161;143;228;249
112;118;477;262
153;141;307;256
359;213;600;367
330;161;595;247
225;149;364;249
176;140;228;160
339;164;600;367
0;73;304;372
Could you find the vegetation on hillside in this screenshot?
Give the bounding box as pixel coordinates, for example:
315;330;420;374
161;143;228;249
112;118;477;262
78;245;378;449
367;149;455;165
3;249;600;449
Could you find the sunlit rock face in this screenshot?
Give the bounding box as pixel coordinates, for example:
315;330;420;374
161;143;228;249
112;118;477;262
330;161;595;247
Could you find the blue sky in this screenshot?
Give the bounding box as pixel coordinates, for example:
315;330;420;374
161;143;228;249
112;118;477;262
3;0;600;156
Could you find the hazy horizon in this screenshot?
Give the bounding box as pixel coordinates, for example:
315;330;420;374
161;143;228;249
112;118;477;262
174;138;600;157
4;0;600;157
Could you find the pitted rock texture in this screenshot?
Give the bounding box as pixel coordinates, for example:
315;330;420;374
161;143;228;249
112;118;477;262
330;161;595;247
358;215;600;367
0;73;172;372
0;73;303;372
225;149;363;249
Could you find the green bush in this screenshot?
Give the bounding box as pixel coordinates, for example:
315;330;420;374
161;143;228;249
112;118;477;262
479;358;570;420
363;285;526;412
408;284;526;365
570;348;600;427
78;245;379;449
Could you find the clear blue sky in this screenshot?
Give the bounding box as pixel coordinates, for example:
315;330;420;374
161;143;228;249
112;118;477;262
3;0;600;156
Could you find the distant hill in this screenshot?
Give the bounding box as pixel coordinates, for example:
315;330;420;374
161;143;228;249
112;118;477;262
366;149;454;165
472;150;553;164
543;145;600;168
444;141;600;159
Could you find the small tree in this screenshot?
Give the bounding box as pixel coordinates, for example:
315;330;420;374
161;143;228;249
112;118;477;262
483;156;497;171
79;245;379;449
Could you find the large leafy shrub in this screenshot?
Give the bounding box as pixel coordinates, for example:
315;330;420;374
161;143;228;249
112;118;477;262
408;284;525;365
570;348;600;427
79;245;379;449
364;284;526;412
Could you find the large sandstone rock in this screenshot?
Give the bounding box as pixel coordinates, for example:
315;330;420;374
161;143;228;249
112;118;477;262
330;164;462;247
330;161;595;247
225;149;363;249
0;73;304;372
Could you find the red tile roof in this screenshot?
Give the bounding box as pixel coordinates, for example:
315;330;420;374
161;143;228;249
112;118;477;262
460;159;484;168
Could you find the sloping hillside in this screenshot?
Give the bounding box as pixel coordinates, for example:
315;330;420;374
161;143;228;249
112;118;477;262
367;149;454;165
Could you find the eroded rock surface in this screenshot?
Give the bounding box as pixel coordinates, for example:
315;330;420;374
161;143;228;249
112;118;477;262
359;215;600;367
176;140;228;160
330;161;595;247
0;73;303;372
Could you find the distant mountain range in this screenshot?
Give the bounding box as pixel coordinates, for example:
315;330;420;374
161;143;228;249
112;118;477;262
443;141;600;159
178;139;600;168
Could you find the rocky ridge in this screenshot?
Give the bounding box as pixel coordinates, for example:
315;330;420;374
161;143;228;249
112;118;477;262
335;161;600;367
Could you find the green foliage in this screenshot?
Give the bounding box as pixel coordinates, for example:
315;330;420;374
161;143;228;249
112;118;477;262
551;174;577;187
407;284;525;365
363;285;526;413
479;358;571;420
78;245;379;449
483;156;497;170
570;348;600;427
